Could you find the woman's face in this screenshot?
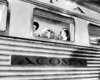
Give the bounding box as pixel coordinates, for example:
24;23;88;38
46;31;54;38
33;25;37;32
61;30;67;37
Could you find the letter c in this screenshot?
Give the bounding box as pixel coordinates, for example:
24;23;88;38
36;57;47;65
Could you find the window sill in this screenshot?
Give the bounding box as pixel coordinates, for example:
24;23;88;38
30;36;74;45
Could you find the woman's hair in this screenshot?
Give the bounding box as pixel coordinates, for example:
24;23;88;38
33;22;39;30
63;28;69;35
46;30;54;34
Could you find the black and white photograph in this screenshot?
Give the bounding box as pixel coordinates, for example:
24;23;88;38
0;0;100;80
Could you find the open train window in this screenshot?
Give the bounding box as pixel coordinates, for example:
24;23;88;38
31;8;75;42
88;23;100;45
0;0;8;31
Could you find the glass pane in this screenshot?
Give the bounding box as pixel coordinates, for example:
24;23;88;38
89;24;100;44
0;5;7;31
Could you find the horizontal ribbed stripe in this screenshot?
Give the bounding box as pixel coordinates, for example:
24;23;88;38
0;66;99;70
0;70;99;73
0;59;9;61
0;70;99;74
0;77;99;80
0;53;10;56
0;61;10;65
88;61;100;63
0;56;10;60
88;64;100;66
0;75;98;79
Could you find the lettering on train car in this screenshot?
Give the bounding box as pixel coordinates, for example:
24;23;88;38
11;55;87;67
73;7;85;14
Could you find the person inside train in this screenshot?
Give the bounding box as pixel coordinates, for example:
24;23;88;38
32;21;40;37
41;29;55;39
58;28;70;41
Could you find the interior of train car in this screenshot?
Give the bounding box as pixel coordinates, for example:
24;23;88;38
32;8;74;41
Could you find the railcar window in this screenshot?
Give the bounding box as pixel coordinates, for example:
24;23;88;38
88;23;100;45
0;4;7;31
31;8;75;42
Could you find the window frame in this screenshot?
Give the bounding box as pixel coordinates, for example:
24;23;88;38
31;7;75;44
88;22;100;45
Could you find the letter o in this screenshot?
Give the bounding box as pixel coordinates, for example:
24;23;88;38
50;58;60;65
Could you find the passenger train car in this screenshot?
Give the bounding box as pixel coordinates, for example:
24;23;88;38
1;0;100;80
